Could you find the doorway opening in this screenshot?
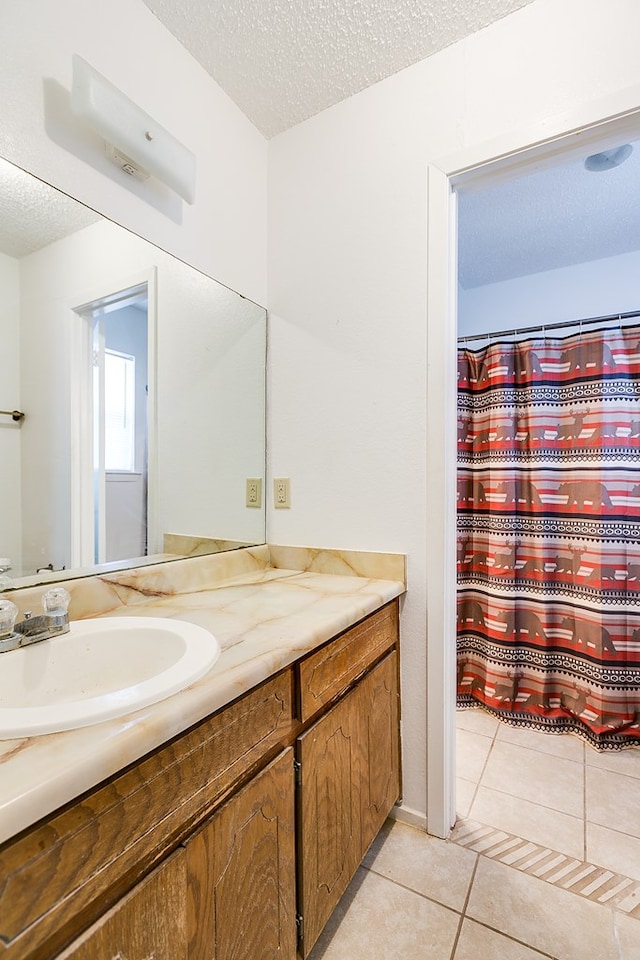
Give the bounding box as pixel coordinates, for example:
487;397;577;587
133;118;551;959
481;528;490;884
425;105;640;839
456;134;640;734
72;282;150;567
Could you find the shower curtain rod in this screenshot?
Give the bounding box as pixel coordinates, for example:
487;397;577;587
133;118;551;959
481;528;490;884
457;308;640;344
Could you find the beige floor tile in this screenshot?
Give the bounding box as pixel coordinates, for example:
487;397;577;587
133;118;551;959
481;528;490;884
362;820;477;911
456;707;500;739
454;919;550;959
456;777;476;819
481;740;584;818
586;766;640;839
457;726;494;784
615;913;640;960
495;722;585;763
586;822;640;882
469;785;584;859
306;867;460;960
467;856;619;960
585;744;640;779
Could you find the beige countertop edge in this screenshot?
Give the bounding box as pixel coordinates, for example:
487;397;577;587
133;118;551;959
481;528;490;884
0;569;405;846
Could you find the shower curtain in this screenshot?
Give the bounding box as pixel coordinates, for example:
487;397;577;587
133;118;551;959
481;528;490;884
457;323;640;749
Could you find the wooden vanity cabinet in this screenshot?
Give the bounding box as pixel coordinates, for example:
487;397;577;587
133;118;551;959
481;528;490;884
0;670;295;960
0;599;400;960
57;749;297;960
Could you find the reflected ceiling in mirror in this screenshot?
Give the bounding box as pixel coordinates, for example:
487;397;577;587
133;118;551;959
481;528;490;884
0;157;266;590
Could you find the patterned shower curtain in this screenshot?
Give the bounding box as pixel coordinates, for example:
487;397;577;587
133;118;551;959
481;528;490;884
457;323;640;749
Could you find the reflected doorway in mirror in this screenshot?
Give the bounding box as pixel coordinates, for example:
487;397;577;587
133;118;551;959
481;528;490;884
71;274;156;569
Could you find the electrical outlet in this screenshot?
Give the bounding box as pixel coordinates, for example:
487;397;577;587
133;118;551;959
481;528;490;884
246;478;262;508
274;477;291;509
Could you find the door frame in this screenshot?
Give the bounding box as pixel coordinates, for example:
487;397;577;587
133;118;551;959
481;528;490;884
69;267;158;569
425;90;640;839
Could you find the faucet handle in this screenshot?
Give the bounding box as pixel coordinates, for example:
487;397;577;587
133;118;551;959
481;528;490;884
0;599;18;638
42;587;71;619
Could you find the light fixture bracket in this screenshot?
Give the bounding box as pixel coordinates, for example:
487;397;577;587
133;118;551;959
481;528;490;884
105;145;151;182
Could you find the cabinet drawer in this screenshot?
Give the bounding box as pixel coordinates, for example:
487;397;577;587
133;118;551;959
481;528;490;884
298;601;398;721
0;669;294;960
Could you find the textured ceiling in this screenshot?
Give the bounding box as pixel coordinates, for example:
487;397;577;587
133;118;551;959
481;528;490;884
458;138;640;288
142;0;535;138
137;0;640;287
0;160;99;258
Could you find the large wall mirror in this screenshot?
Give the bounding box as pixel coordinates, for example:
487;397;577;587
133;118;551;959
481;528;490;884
0;156;266;589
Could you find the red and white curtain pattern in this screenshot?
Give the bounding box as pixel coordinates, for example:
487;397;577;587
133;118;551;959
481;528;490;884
457;324;640;749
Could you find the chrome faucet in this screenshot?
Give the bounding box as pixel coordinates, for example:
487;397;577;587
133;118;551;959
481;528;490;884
0;587;71;653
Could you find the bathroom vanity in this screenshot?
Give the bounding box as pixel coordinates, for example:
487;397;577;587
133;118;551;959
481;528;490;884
0;546;405;959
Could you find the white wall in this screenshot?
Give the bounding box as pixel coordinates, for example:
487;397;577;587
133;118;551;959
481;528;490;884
0;0;267;306
459;249;640;337
0;252;22;572
267;0;640;825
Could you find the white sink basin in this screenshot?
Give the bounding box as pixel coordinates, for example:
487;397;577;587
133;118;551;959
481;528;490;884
0;617;221;739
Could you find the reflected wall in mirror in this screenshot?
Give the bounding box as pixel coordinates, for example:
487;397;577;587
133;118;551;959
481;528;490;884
0;157;266;589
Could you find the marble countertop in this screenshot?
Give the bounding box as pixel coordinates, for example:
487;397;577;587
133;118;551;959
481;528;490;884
0;549;405;846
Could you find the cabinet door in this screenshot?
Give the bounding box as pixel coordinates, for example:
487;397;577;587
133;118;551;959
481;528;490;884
186;747;296;960
56;850;187;960
359;651;400;853
297;688;362;956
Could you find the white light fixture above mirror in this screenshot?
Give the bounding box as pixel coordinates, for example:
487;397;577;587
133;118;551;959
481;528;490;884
71;55;196;204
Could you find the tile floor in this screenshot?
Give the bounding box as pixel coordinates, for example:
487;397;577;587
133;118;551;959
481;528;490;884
307;709;640;960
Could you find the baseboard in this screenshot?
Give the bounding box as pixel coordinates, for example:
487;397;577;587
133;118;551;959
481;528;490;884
389;802;428;832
